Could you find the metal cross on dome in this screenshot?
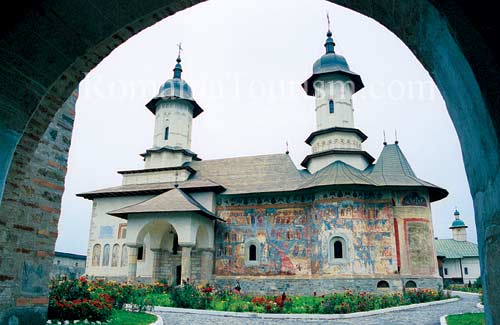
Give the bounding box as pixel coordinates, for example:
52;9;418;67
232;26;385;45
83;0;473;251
177;42;183;58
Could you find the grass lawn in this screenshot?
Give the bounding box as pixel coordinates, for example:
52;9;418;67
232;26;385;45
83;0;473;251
447;313;485;325
107;310;157;325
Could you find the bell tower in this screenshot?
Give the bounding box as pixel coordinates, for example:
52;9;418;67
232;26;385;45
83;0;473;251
142;46;203;169
301;23;374;173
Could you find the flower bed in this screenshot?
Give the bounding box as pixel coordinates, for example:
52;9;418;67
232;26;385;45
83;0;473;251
48;277;451;319
148;283;452;314
48;277;170;322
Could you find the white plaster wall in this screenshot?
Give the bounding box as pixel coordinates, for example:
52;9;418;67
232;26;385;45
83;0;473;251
122;169;191;185
452;228;468;241
442;259;463;279
153;100;193;148
191;192;217;212
144;150;193;169
310;131;364;153
314;75;355;130
54;256;86;268
462;257;481;282
307;153;370;173
85;195;152;278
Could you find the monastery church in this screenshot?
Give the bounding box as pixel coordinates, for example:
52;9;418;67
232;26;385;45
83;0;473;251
79;26;448;294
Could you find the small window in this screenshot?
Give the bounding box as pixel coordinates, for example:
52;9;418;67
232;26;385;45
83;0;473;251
334;240;343;259
137;246;145;261
329;100;335;114
249;245;257;261
164;127;169;140
444;268;448;275
377;280;390;288
329;236;347;262
464;267;469;275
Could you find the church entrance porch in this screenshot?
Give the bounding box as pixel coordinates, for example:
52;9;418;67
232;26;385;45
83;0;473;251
123;214;215;285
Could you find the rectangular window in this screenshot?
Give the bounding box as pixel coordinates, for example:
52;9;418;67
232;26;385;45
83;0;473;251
464;267;469;275
444;268;448;275
164;127;169;140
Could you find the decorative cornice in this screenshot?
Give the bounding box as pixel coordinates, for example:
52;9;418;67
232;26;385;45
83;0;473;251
305;127;368;145
301;149;375;168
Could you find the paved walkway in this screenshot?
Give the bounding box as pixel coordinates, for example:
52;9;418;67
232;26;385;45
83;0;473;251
158;292;481;325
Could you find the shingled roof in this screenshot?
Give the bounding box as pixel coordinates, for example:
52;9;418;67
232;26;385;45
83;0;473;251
367;144;448;201
78;145;447;202
107;187;221;220
77;178;224;199
300;160;376;190
434;239;479;258
187;153;306;195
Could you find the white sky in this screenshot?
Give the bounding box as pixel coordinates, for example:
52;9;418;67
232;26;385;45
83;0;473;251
56;0;476;255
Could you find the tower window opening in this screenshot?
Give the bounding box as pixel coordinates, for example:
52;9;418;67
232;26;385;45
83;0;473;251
249;244;257;261
164;127;169;140
329;100;335;114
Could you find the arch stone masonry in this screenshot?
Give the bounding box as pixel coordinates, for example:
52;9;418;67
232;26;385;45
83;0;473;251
0;1;498;324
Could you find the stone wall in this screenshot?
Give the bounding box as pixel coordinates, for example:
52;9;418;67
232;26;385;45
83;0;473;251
0;90;78;324
213;276;443;296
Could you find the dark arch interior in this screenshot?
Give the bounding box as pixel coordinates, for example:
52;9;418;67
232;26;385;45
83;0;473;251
377;280;390;288
405;280;417;289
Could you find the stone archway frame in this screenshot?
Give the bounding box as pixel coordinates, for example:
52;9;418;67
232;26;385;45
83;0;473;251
0;1;499;324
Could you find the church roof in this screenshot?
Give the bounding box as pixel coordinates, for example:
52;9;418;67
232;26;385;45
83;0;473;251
107;187;221;220
187;153;306;195
78;145;447;202
367;144;448;201
300;160;376;190
77;178;224;199
434;239;479;258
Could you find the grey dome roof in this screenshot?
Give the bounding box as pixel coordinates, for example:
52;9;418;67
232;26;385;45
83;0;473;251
302;30;364;96
145;56;203;117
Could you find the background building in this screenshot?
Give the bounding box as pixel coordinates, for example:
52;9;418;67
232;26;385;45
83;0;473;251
435;210;480;286
50;251;87;280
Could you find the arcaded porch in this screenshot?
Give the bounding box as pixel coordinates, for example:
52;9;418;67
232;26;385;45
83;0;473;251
107;188;221;285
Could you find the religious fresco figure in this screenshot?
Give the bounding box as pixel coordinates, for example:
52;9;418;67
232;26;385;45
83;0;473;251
111;244;119;267
92;244;101;266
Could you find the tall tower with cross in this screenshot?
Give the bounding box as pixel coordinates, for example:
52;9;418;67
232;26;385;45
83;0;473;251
142;44;204;169
301;15;374;173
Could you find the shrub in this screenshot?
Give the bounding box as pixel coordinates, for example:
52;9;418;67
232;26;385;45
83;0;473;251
170;283;208;309
48;277;113;321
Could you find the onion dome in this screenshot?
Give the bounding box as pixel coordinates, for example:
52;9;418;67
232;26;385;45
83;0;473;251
450;209;467;228
146;54;203;117
302;29;364;96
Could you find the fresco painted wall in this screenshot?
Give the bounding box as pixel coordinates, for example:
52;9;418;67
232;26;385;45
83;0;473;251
214;189;398;277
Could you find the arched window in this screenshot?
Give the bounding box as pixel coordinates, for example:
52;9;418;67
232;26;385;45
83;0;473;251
245;239;260;266
102;244;110;266
334;240;343;259
330;237;346;262
111;244;120;267
249;245;257;261
405;280;417;288
377;280;390;288
121;244;128;267
92;244;101;266
329;100;335;114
